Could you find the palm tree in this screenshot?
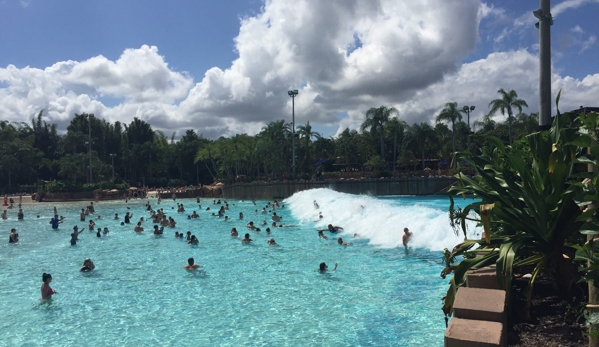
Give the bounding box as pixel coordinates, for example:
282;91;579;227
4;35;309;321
297;121;321;172
488;88;528;144
435;102;462;162
361;106;399;160
386;118;407;172
406;123;436;170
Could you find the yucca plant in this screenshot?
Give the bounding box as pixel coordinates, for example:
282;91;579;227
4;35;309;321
441;101;584;319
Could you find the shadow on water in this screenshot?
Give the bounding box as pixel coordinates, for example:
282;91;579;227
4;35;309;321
357;313;419;346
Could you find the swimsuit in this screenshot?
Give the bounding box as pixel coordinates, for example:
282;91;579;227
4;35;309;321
41;285;54;299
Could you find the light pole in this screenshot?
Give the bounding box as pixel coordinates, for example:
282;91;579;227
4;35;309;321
287;89;298;180
462;105;475;151
534;0;553;130
109;153;116;181
86;114;94;183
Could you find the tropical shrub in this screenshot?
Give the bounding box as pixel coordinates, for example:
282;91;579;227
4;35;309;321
442;104;584;319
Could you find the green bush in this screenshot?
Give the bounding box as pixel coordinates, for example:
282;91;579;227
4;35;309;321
168;179;187;187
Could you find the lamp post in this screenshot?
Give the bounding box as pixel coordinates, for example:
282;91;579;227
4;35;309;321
534;0;553;130
109;153;116;180
86;114;94;183
462;105;475;151
287;89;298;180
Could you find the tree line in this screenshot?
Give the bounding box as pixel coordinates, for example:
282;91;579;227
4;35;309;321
0;88;535;193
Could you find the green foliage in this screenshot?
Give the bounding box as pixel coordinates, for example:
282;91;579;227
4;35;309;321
364;155;386;171
443;111;584;318
0;95;547;189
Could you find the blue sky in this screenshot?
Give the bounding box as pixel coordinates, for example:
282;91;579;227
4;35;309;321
1;0;598;138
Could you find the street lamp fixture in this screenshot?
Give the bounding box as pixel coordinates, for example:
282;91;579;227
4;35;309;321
462;105;475;152
288;89;298;180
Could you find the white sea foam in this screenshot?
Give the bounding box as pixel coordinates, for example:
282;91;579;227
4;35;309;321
285;188;481;252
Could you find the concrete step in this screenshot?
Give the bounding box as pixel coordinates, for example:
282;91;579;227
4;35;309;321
453;287;507;325
445;317;505;347
467;265;500;290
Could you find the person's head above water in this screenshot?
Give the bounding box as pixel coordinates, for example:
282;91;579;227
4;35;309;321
187;257;195;266
319;262;327;271
42;273;52;283
404;227;410;233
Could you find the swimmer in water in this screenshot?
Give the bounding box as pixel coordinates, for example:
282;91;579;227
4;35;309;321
318;230;329;240
96;228;101;238
337;238;352;246
317;224;343;233
318;262;337;273
313;200;319;209
153;225;164;235
41;273;57;300
70;226;83;245
241;233;252;243
135;222;144;232
80;258;95;272
271;213;282;222
239;212;244;219
267;238;277;245
313;212;324;222
402;227;413;249
183;257;202;271
230;228;239;237
246;221;256;230
103;227;109;235
188;235;199;244
9;228;18;243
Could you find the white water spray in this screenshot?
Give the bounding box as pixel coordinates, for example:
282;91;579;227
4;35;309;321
285;188;481;252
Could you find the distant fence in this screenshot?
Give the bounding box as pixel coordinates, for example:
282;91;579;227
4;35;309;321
221;177;456;200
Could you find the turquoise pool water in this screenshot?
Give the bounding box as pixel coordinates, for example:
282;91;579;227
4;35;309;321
0;189;477;346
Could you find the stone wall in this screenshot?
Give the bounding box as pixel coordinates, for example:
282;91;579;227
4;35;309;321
220;177;455;200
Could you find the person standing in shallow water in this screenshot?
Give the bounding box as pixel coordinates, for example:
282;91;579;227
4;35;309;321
319;262;337;273
183;257;202;271
41;273;57;300
9;228;18;243
402;227;413;249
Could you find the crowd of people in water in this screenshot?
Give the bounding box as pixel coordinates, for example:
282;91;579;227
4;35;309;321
3;192;412;301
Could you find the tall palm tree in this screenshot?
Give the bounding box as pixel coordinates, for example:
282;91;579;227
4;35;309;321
361;106;399;160
488;88;528;144
406;123;436;170
386;118;407;172
435;102;462;166
297;121;321;172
